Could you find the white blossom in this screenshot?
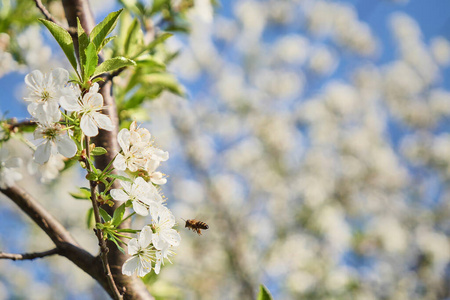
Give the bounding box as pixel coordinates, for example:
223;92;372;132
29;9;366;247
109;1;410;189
110;177;163;216
150;205;181;250
122;226;156;277
24;68;73;123
59;83;114;137
0;148;22;188
33;105;77;164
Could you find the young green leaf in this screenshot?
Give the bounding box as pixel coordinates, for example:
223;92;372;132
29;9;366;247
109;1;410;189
124;18;144;57
91;147;108;156
86;172;99;181
39;19;77;71
116;229;140;233
99;208;112;222
86;207;94;228
141;73;185;96
92;56;136;78
77;18;90;78
111;203;126;226
109;235;126;254
84;43;98;81
132;32;173;59
90;9;123;51
70;187;92;200
98;36;117;53
146;32;173;52
257;285;273;300
107;174;133;182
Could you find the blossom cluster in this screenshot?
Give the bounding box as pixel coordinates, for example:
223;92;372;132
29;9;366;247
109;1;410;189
24;68;113;164
110;122;180;276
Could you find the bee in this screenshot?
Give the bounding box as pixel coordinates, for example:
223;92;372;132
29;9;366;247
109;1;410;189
183;219;209;235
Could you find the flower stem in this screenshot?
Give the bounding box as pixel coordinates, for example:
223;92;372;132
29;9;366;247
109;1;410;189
85;137;123;300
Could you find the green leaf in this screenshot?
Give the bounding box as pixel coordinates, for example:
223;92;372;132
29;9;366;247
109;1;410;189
109;236;126;254
111;203;126;226
135;55;166;70
141;73;185;96
70;187;91;200
116;229;139;233
91;147;107;156
99;208;112;222
146;32;173;52
124;18;144;57
77;18;90;77
257;285;273;300
86;172;98;181
92;56;136;78
98;36;116;53
90;9;123;51
132;32;173;59
107;174;133;182
84;43;98;81
39;19;77;71
86;208;94;228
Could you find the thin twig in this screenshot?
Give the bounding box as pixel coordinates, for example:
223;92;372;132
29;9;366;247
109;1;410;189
85;137;123;300
33;0;58;24
0;248;59;261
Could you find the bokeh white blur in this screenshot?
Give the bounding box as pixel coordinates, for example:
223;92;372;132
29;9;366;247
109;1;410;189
1;0;450;299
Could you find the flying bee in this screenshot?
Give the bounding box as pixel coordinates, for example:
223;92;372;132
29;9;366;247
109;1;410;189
183;219;209;235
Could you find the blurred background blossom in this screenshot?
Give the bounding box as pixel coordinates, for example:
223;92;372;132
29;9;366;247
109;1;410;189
1;0;450;299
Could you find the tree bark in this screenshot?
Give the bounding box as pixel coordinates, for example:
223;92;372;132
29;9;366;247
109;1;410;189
61;1;153;299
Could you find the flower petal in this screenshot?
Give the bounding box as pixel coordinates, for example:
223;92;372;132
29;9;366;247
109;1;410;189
80;114;98;137
110;189;129;201
133;200;149;216
127;238;140;255
151;148;169;161
34;141;52;164
84;92;103;108
55;135;77;158
50;68;69;86
113;154;127;171
25;70;44;89
139;226;153;248
5;157;22;169
137;258;152;277
93;113;114;131
122;256;139;276
118;129;131;152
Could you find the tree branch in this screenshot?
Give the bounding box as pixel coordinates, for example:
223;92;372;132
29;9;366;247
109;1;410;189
0;248;59;261
34;0;58;24
60;1;154;298
85;137;123;300
0;185;113;296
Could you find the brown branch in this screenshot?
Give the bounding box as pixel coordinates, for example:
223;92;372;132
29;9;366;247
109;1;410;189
59;1;154;298
33;0;76;35
34;0;58;23
85;137;123;300
0;248;59;261
0;185;112;295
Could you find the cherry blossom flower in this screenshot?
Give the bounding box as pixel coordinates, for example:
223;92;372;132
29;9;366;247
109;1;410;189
113;127;148;171
122;226;156;277
146;160;167;185
0;148;23;188
28;154;65;183
33;104;77;164
24;68;74;123
113;122;169;173
150;205;181;250
154;244;176;275
59;83;114;137
110;177;163;216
